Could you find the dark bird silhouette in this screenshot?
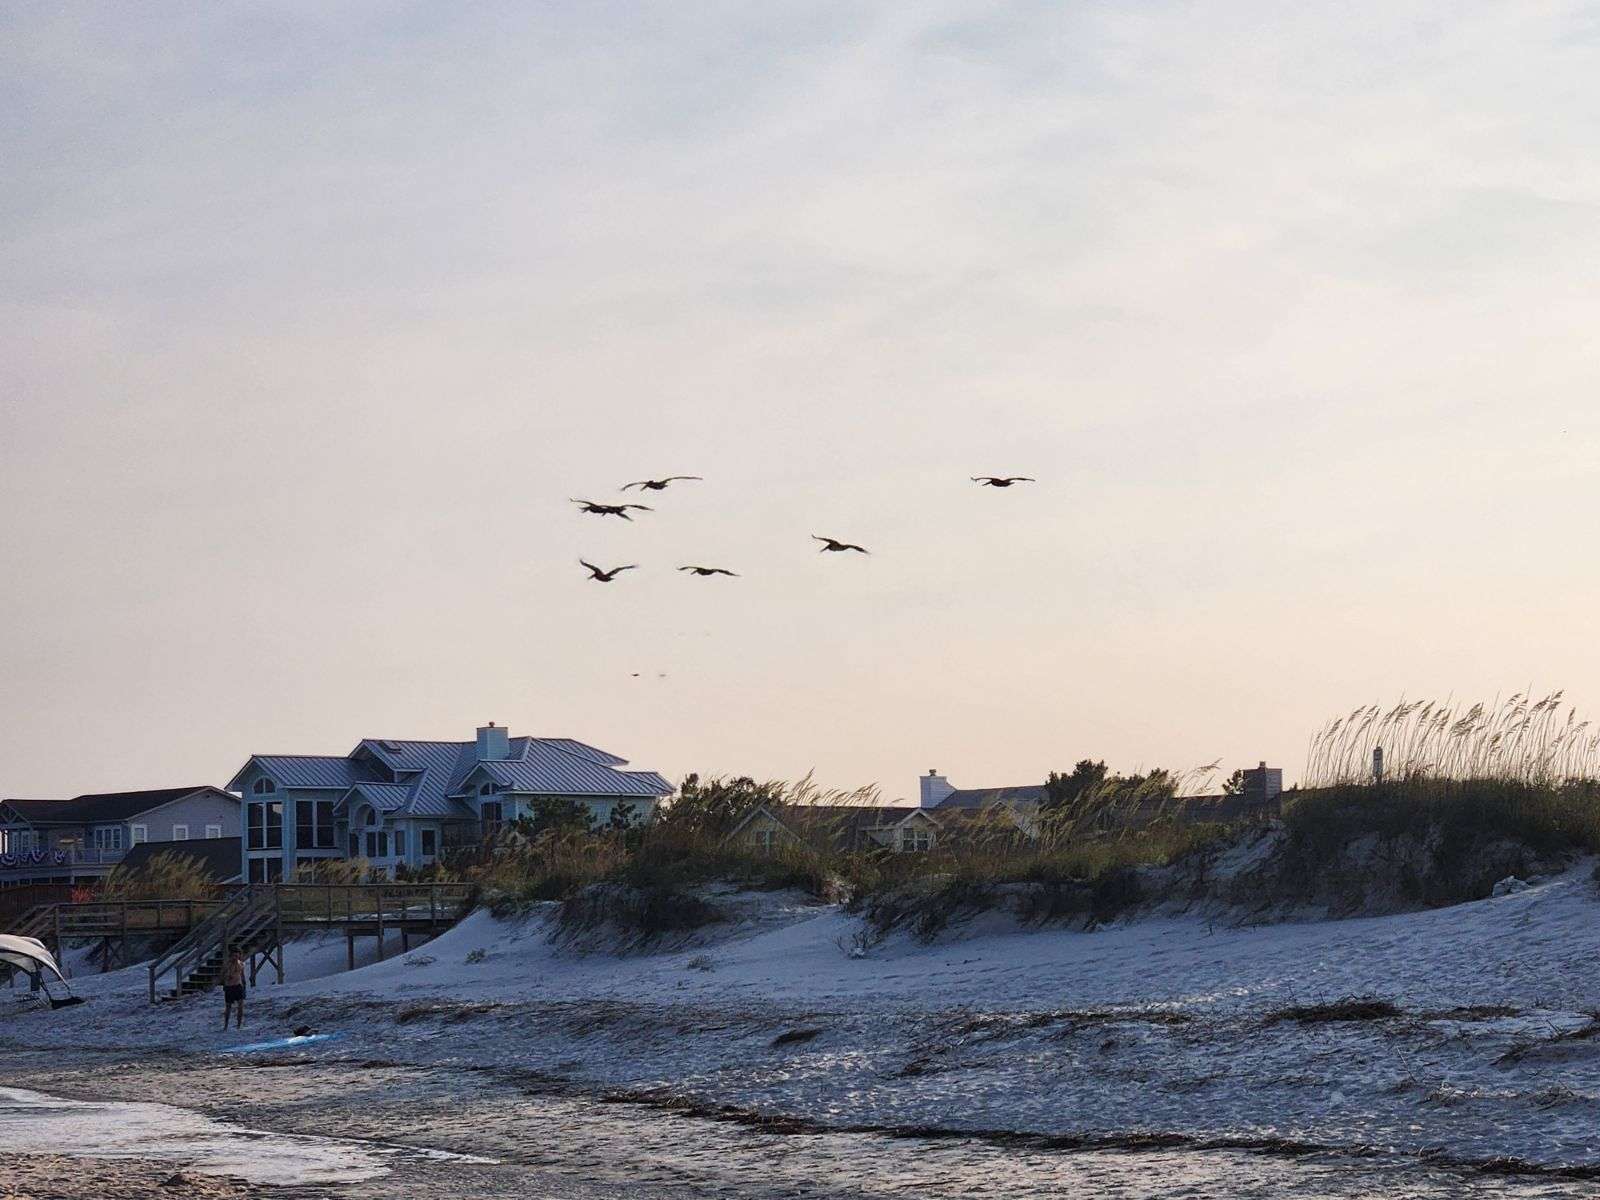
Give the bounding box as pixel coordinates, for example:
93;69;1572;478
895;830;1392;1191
621;475;702;492
678;566;739;577
971;476;1035;488
813;536;869;554
580;560;637;582
572;499;653;519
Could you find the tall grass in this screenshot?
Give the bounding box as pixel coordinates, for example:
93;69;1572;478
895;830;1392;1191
98;851;222;901
1305;691;1600;787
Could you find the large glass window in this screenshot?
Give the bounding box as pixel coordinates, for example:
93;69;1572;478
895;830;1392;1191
366;830;390;859
247;801;283;850
420;829;437;858
296;800;336;849
249;856;284;883
481;801;503;834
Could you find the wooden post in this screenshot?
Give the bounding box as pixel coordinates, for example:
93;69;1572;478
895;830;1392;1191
430;886;437;927
375;887;385;961
52;907;62;974
346;927;355;971
274;888;284;985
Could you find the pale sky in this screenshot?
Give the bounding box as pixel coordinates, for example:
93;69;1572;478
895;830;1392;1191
4;2;1599;801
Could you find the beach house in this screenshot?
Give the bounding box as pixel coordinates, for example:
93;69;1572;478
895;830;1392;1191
0;787;241;886
228;724;672;882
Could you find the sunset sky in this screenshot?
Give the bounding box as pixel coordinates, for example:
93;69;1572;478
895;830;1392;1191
4;2;1598;800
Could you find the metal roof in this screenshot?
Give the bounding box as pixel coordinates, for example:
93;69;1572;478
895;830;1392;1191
936;785;1049;810
472;744;672;797
343;782;414;814
234;756;381;790
232;732;670;820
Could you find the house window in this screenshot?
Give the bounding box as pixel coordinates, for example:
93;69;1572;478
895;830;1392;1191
252;778;276;795
247;802;283;850
130;825;148;846
394;829;407;857
481;801;503;834
751;827;778;854
171;824;189;841
295;800;336;849
205;824;222;839
421;829;437;857
900;827;932;853
92;827;124;851
366;830;390;859
249;857;284;883
479;783;496;796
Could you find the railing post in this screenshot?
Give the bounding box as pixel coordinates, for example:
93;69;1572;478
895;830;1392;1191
430;885;437;926
375;887;385;961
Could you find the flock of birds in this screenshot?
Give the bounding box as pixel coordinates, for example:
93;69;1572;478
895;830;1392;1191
573;474;1035;582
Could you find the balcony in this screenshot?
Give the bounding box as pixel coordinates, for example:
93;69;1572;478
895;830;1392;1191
0;846;129;874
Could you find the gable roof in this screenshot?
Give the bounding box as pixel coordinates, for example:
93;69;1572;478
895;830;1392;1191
0;799;75;825
935;785;1048;810
232;731;671;821
118;836;243;883
724;803;937;852
230;755;381;791
2;788;234;826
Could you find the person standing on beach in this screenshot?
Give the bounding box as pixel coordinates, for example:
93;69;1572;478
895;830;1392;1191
222;949;246;1030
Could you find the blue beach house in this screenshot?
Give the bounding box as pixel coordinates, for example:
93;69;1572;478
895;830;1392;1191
228;724;672;882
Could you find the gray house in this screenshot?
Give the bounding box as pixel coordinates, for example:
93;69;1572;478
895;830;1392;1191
228;723;672;882
0;787;242;886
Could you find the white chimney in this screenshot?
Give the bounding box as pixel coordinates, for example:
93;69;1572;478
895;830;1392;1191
919;769;954;809
476;722;510;761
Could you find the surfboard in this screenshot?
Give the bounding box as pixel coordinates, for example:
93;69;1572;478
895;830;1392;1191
221;1032;340;1053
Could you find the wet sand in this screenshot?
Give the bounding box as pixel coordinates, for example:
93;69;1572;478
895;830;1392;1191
1;1154;256;1200
6;1050;1595;1200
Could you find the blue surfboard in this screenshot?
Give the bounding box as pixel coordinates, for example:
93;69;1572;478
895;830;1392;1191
222;1032;341;1053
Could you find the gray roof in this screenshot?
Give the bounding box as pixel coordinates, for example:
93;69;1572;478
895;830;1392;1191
119;836;243;883
235;731;670;822
471;743;672;797
235;756;381;790
936;785;1048;810
2;788;233;826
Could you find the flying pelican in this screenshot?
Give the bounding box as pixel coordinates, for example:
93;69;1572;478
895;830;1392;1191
971;476;1035;488
580;560;637;582
572;499;653;519
621;476;703;492
813;536;869;554
678;566;739;577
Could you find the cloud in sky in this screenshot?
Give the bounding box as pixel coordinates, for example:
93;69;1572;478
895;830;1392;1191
3;2;1600;797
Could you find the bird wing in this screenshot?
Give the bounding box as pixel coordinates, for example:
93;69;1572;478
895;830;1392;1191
622;504;654;511
811;535;831;544
620;481;649;491
1007;476;1036;483
579;560;602;575
663;476;703;483
571;498;596;506
712;568;739;576
971;477;996;483
615;564;639;573
844;543;869;553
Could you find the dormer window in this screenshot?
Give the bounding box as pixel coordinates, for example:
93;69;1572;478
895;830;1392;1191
252;778;276;795
479;783;496;796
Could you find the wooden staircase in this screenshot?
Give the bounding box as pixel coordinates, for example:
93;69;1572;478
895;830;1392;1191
148;887;281;1001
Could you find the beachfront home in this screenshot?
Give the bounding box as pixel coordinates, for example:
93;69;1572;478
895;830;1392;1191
0;787;241;886
725;803;944;856
919;763;1286;834
228;723;672;882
